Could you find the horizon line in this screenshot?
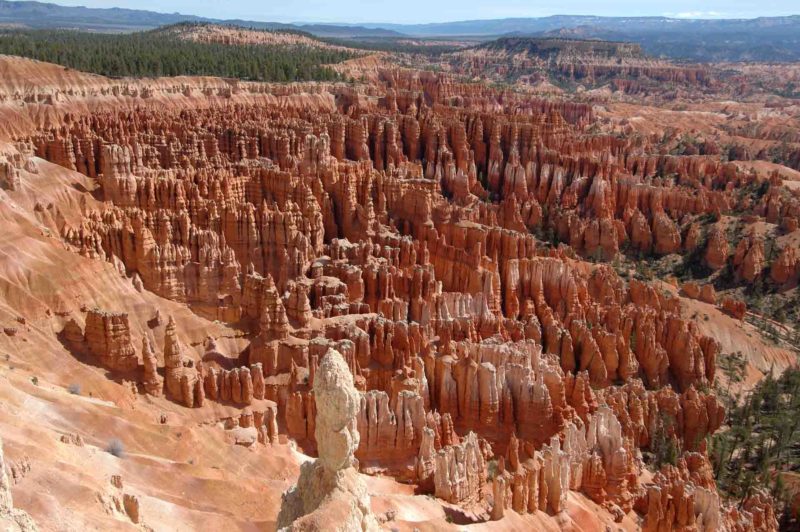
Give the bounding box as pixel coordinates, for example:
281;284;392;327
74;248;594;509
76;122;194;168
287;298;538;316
3;1;799;26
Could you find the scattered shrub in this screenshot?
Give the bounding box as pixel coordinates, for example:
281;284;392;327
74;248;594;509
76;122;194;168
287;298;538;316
106;438;125;458
486;458;499;481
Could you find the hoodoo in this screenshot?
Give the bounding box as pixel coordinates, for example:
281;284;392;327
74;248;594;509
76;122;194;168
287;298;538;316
277;349;378;531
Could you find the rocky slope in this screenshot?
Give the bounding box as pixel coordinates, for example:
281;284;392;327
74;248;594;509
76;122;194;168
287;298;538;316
0;54;792;530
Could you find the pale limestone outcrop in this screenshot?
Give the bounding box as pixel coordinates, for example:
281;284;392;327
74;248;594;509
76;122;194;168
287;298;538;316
277;349;377;531
0;157;21;191
432;431;486;504
141;336;163;396
0;436;38;531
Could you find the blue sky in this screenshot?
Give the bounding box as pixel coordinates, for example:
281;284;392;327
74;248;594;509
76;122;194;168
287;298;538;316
32;0;800;24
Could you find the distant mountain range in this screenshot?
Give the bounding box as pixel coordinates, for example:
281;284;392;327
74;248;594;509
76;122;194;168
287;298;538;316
356;15;800;37
356;15;800;61
533;21;800;62
0;0;402;36
0;1;799;61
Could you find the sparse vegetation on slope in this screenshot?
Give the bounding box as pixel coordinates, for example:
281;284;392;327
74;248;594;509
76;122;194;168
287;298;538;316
320;36;461;56
477;36;644;59
711;368;800;528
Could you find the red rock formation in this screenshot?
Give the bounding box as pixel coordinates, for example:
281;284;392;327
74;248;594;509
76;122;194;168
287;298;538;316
681;281;701;300
0;156;22;191
431;431;486;504
8;65;781;527
0;435;37;530
771;245;798;285
83;309;138;372
163;316;201;407
683;282;716;305
734;235;765;282
699;284;717;304
720;297;747;320
652;212;681;255
705;226;729;270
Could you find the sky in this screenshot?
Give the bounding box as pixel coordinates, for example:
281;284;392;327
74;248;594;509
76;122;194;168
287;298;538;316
26;0;800;24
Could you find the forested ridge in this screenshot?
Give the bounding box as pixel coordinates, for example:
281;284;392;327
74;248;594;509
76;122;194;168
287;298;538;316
0;26;355;81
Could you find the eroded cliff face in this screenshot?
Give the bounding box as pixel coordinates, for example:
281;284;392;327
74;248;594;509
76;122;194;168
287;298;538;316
445;38;717;96
0;57;787;530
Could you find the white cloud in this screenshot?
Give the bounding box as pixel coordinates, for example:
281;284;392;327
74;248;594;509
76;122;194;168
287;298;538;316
665;10;727;19
672;11;723;18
